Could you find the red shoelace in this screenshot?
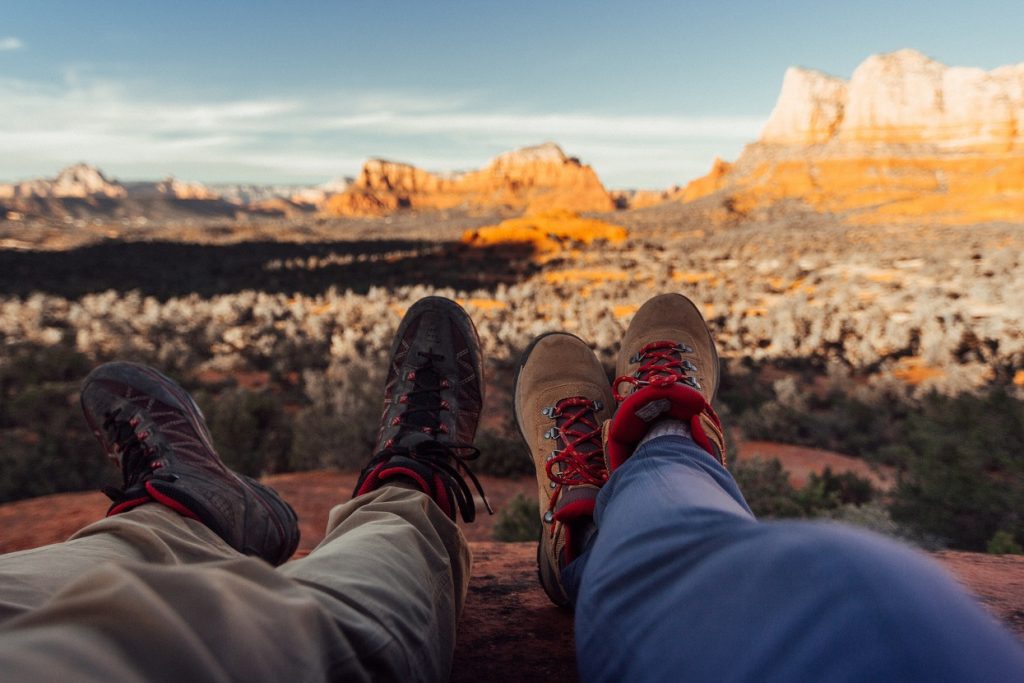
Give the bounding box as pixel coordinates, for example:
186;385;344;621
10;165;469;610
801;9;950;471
612;340;700;402
545;396;607;512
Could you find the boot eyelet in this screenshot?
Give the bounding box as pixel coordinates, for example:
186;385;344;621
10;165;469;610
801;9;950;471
543;510;554;524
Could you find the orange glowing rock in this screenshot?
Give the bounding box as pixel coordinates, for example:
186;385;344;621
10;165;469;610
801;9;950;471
681;50;1024;225
892;358;946;385
456;298;508;311
543;269;629;284
613;304;639;318
323;143;615;216
461;210;628;256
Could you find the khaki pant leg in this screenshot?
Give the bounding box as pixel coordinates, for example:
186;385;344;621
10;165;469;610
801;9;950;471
0;504;239;622
0;486;469;682
0;557;359;682
279;485;472;682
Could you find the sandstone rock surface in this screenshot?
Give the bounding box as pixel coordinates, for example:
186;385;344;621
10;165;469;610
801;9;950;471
686;49;1024;224
323;142;615;216
763;48;1024;149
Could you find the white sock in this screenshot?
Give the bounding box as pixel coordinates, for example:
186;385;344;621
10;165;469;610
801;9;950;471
637;418;691;448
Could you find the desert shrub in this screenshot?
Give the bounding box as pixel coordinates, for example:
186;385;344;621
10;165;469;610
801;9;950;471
0;418;113;504
473;429;533;477
493;493;541;542
889;389;1024;552
824;502;945;550
0;342;108;503
730;457;806;519
290;359;385;471
730;378;912;460
731;457;876;520
800;467;876;509
986;530;1024;555
197;389;292;477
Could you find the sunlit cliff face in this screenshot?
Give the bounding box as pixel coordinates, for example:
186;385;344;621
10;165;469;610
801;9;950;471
683;49;1024;225
322;142;615;216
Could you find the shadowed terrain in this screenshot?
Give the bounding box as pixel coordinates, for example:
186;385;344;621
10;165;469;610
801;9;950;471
0;239;538;299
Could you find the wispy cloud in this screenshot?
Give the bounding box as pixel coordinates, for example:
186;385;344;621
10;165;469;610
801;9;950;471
0;37;24;51
0;72;763;186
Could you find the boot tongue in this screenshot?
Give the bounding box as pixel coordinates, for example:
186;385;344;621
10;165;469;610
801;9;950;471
395;431;433;449
403;362;441;431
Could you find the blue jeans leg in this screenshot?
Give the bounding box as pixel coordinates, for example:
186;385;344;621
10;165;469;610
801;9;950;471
562;435;1024;682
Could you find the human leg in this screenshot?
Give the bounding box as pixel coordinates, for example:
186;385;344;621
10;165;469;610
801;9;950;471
0;504;238;621
0;297;487;681
566;293;1024;681
277;295;485;679
0;360;298;621
569;433;1024;682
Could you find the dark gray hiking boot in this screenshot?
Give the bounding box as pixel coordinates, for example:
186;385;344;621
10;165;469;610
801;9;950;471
81;361;300;566
353;296;490;522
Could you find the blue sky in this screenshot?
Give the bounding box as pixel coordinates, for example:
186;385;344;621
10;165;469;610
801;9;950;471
2;0;1022;188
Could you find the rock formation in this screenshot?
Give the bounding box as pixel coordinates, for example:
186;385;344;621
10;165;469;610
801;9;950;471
684;49;1024;224
0;163;127;200
323;142;615;216
0;166;330;221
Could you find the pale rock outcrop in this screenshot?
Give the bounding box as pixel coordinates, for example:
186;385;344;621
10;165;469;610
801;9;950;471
685;49;1024;224
762;68;848;144
761;49;1024;149
0;163;127;199
153;178;221;201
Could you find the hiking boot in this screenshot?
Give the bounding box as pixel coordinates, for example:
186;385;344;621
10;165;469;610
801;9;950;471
353;296;489;522
81;361;300;566
606;293;726;470
514;332;614;607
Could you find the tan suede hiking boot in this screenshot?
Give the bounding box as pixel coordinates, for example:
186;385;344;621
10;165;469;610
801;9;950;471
605;293;726;470
514;332;615;607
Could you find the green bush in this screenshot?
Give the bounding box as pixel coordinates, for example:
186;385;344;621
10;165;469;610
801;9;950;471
0;419;114;504
986;530;1024;555
197;389;292;477
731;457;877;520
493;493;541;542
730;457;806;518
473;429;533;477
889;390;1024;552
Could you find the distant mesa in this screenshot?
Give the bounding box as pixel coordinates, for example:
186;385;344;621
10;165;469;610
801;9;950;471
1;144;619;223
0;164;331;222
0;163;127;201
682;49;1024;224
322;142;616;217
